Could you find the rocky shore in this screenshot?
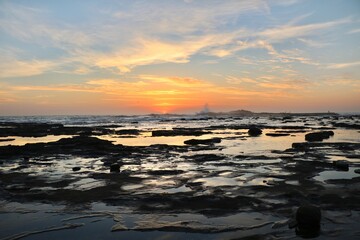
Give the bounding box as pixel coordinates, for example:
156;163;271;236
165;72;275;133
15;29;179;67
0;114;359;239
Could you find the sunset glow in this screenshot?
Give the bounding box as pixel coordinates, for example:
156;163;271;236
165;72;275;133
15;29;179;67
0;0;359;115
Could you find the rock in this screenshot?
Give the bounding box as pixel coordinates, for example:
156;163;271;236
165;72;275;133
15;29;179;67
189;154;225;163
333;160;349;171
5;184;30;191
305;131;334;142
288;219;297;229
295;205;321;238
110;163;121;172
355;169;360;174
0;138;15;142
72;167;81;172
333;122;360;129
115;129;140;135
265;133;290;137
184;138;221;145
147;170;184;176
248;127;262;136
292;142;310;151
152;129;209;137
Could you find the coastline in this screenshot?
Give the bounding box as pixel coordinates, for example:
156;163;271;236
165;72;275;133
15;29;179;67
0;114;359;239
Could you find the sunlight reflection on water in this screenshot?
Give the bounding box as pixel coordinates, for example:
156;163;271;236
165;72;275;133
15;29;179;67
0;135;73;146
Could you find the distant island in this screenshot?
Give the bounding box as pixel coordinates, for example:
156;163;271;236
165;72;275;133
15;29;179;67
196;109;339;117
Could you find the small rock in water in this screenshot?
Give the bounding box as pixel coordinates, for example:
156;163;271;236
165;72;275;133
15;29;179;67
295;205;321;238
265;133;290;137
110;163;121;172
184;138;221;145
305;131;334;142
248;127;262;136
72;167;81;172
355;169;360;174
333;160;349;171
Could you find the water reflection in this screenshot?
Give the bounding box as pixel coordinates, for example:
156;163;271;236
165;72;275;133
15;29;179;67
314;167;358;183
0;135;73;146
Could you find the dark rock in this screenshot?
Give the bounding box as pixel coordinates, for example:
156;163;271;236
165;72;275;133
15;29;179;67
355;169;360;174
115;129;140;135
266;133;290;137
0;138;15;142
5;184;31;191
333;122;360;129
110;163;121;172
189;154;225;163
184;138;221;145
281;126;308;129
288;219;297;229
333;160;349;171
292;142;310;151
295;205;321;238
0;135;126;159
305;131;334;142
248;127;262;136
72;167;81;172
152;129;209;137
0;122;113;137
147;170;184;176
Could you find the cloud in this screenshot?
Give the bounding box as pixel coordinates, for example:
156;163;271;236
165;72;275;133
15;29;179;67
269;0;301;6
226;76;259;84
259;17;351;42
11;85;101;93
139;75;211;87
0;1;269;75
297;38;329;48
0;2;93;48
347;28;360;34
76;29;251;73
0;89;17;103
258;82;304;90
0;1;351;77
326;61;360;69
226;74;309;91
0;50;55;78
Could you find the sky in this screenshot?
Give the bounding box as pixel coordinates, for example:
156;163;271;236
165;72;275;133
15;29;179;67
0;0;359;115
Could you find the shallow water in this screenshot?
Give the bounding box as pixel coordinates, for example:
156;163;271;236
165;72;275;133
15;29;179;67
314;167;359;183
0;135;73;146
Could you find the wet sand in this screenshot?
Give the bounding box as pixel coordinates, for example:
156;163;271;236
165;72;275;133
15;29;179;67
0;114;359;239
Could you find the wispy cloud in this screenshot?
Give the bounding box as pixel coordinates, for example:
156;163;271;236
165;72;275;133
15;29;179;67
0;1;353;77
11;85;101;93
347;28;360;34
0;50;55;78
83;34;242;73
259;17;351;42
326;61;360;69
0;3;93;48
139;75;211;87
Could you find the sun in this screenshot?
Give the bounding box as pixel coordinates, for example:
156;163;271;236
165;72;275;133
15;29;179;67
154;102;174;114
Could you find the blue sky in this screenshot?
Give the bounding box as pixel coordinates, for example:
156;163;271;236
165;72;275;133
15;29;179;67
0;0;359;115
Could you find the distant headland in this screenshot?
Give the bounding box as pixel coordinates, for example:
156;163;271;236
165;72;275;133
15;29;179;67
196;109;339;117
